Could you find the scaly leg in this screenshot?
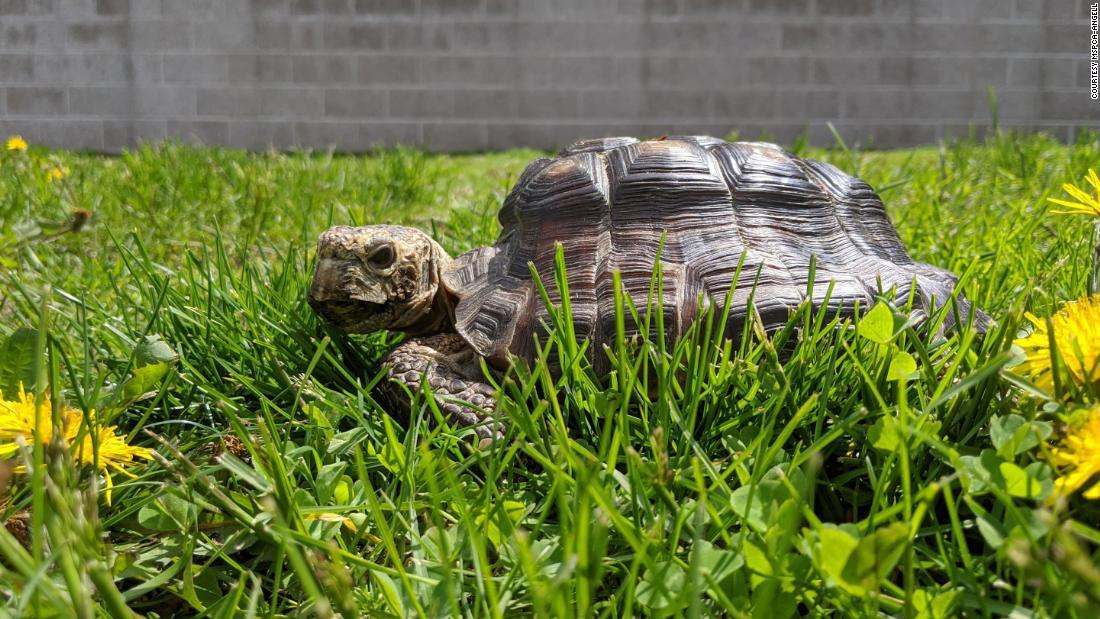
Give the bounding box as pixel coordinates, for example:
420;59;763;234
385;333;502;440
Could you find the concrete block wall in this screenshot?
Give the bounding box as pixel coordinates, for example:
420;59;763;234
0;0;1096;152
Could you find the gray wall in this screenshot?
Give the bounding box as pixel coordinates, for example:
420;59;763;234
0;0;1096;152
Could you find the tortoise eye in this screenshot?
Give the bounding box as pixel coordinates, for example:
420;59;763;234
366;244;396;270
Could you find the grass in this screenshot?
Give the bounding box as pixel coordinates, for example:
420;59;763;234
0;128;1099;617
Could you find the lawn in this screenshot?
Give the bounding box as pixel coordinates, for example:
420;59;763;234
1;129;1099;617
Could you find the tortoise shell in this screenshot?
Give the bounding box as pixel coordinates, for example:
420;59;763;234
443;136;978;371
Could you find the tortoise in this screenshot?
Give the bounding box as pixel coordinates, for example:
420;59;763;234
309;136;987;439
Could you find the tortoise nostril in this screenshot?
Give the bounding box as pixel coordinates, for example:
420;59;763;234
367;243;396;270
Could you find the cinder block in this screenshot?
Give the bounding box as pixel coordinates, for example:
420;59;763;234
67;21;128;48
388;88;453;117
641;56;723;88
1041;91;1100;121
484;55;552;87
165;119;229;144
226;120;294;149
912;0;943;20
877;58;913;86
582;89;645;119
6;86;66;114
637;22;722;53
911;23;979;52
36;53;119;85
813;58;880;86
866;124;938;148
247;0;291;17
778;90;841;119
1038;0;1077;21
103;120;167;151
848;23;913;50
259;87;324;117
483;0;552;17
943;0;1011;21
69;86;132;115
358;55;421;85
290;0;321;14
254;21;292;49
669;123;733;139
843;90;913;120
748;0;809;14
679;0;731;16
323;22;385;49
971;57;1012;88
1007;58;1039;87
321;0;353;14
132;19;193;49
419;55;487;85
96;0;129;15
996;90;1042;120
552;56;615;88
291;55;355;83
453;89;517;119
875;0;911;17
360;121;420;148
421;0;481;15
976;23;1042;52
190;20;253;49
324;87;386;117
423;122;486;151
290;21;323;48
1042;23;1084;54
0;0;31;15
746;57;809;85
487;122;585;150
387;22;452;50
228;54;293;83
196;87;263;116
1009;0;1039;19
643;90;710;119
911;57;964;86
294;121;361;149
0;54;33;81
354;0;417;15
163;54;229;83
819;0;875;16
780;24;847;52
713;90;781;120
0;21;41;48
134;86;197;116
909;89;982;120
130;0;162;17
161;0;218;16
517;90;581;119
38;119;105;150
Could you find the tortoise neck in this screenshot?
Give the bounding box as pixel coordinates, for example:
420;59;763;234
401;240;456;336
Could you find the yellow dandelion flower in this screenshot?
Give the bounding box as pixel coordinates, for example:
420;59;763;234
0;386;152;504
1048;169;1100;218
46;166;68;182
1014;295;1100;392
0;385;73;456
1052;407;1100;499
5;135;27;152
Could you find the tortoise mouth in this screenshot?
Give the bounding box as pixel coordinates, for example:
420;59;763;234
311;298;388;332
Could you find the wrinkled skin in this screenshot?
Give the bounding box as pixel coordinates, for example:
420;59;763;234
309;225;499;439
309;225;454;335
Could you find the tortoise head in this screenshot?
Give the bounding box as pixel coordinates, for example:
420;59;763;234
309;225;454;335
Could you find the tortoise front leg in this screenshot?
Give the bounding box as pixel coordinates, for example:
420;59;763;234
384;333;502;440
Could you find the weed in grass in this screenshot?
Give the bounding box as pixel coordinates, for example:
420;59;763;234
0;132;1098;616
